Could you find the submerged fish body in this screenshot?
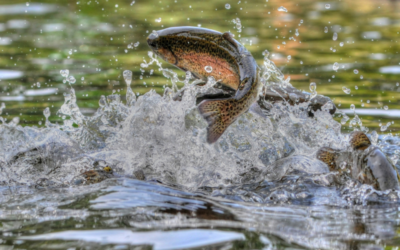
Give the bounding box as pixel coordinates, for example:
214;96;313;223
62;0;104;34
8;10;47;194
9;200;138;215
316;131;400;191
147;26;260;143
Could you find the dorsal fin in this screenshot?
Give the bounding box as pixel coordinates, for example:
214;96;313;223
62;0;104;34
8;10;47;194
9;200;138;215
222;32;239;50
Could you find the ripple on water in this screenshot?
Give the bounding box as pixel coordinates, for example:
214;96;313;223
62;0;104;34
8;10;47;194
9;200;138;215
379;65;400;74
0;69;23;80
0;4;58;15
20;229;245;249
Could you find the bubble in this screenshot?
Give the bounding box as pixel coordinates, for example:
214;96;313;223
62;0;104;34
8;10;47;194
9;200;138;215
324;27;328;33
342;87;351;94
130;1;135;5
205;66;213;73
37;82;41;88
353;69;359;74
350;104;355;111
134;42;140;47
384;105;388;110
333;62;339;71
339;42;344;47
155;18;161;23
123;70;133;86
360;75;363;79
397;82;399;86
278;6;288;12
68;76;76;84
225;3;231;9
295;29;299;36
287;55;291;60
355;86;358;90
300;61;303;64
332;32;338;41
325;4;330;9
60;69;69;78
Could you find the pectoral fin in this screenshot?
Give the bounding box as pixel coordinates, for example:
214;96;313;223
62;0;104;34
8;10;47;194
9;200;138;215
198;98;240;143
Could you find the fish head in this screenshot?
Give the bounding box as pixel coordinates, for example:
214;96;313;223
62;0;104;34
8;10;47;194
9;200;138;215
146;31;177;65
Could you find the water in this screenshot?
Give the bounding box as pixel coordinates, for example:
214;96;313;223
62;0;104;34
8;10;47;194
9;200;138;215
0;52;400;248
1;0;400;249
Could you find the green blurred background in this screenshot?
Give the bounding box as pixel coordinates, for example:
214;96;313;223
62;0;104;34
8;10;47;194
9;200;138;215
0;0;399;133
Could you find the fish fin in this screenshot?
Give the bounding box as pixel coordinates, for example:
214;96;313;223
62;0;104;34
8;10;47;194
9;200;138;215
198;98;239;143
222;32;239;50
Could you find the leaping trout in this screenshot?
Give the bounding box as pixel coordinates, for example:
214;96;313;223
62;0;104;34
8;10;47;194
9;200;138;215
146;26;260;143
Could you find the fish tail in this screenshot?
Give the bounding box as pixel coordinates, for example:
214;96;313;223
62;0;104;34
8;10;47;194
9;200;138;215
198;98;242;143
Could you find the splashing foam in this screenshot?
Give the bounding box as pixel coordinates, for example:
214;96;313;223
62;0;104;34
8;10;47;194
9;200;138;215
0;51;396;204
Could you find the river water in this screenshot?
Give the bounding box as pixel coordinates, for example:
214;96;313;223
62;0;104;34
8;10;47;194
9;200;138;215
1;0;400;249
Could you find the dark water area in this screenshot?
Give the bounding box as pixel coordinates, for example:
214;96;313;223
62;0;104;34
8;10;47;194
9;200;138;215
1;0;400;250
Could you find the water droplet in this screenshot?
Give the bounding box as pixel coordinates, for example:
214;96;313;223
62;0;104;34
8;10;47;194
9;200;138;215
205;66;213;73
339;42;344;47
225;3;231;9
151;31;159;38
68;76;76;84
262;49;270;58
309;82;317;92
60;69;69;77
37;82;40;88
396;82;399;86
295;29;299;36
350;104;355;110
38;121;42;125
333;62;339;71
353;69;359;74
43;107;50;118
287;55;291;60
360;75;363;79
134;42;140;47
384;105;389;110
324;27;328;33
155;18;161;23
278;6;288;12
325;4;330;9
342;86;351;94
123;70;133;86
300;61;303;64
355;86;358;90
332;32;338;41
26;2;29;6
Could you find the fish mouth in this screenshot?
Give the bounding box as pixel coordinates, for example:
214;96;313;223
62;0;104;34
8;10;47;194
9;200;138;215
146;33;158;50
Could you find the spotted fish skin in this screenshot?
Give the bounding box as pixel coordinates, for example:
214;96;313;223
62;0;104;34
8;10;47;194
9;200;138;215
147;26;260;143
147;27;242;90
